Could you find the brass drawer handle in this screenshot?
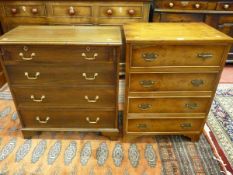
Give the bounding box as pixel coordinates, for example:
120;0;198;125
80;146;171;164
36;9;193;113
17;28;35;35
180;123;192;128
137;123;147;129
191;79;204;87
36;116;50;124
139;80;155;88
30;95;45;102
24;72;40;80
197;53;213;59
19;52;35;60
142;53;158;61
86;117;100;124
185;103;198;110
81;53;98;60
138;103;152;110
85;95;99;103
82;73;98;80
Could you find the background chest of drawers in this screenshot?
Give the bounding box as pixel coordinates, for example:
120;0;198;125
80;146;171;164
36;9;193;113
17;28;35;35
0;26;122;139
0;0;151;87
0;0;151;32
123;23;232;141
153;0;233;63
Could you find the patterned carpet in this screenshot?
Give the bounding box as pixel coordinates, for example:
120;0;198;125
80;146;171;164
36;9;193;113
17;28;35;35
206;84;233;173
0;84;227;175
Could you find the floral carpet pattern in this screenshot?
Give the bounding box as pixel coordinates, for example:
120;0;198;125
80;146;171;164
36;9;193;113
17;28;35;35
0;84;226;175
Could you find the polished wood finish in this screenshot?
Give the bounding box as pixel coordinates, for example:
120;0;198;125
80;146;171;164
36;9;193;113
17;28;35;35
0;26;122;139
0;26;122;44
19;110;116;128
128;97;211;113
130;45;225;67
123;23;233;141
153;0;233;63
123;23;233;43
129;73;218;92
2;45;113;63
159;13;204;22
0;1;150;32
157;1;208;10
127;118;204;132
0;0;150;86
6;64;115;85
12;87;116;108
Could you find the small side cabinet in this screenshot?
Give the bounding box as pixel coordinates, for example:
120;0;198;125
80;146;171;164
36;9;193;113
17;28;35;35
123;23;233;141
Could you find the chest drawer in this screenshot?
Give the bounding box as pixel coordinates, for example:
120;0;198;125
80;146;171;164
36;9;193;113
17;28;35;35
4;2;46;17
19;110;116;128
12;87;115;108
160;13;204;23
156;0;207;10
129;73;217;92
216;2;233;11
99;6;143;18
127;118;204;132
6;64;115;86
2;46;113;64
48;3;92;17
130;45;225;67
128;97;210;114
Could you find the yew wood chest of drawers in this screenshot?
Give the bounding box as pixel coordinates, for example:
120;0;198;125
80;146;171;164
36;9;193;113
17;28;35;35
123;23;233;141
0;26;122;139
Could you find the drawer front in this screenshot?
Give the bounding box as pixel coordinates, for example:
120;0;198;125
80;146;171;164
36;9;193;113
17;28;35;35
127;118;203;132
131;45;225;67
6;64;115;86
49;4;92;17
4;3;46;17
129;73;217;92
157;1;207;10
13;87;115;108
19;110;116;128
128;97;210;113
99;6;143;18
216;2;233;11
160;13;204;22
2;46;112;64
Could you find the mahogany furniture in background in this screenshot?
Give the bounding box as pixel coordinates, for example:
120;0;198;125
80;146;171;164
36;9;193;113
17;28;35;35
0;0;151;31
0;0;151;86
0;26;122;139
123;23;232;141
153;0;233;63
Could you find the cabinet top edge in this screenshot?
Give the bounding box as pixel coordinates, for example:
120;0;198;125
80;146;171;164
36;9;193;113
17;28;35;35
123;23;233;44
0;25;123;45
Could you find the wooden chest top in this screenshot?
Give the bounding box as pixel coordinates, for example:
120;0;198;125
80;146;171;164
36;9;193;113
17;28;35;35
123;23;233;44
0;26;122;45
